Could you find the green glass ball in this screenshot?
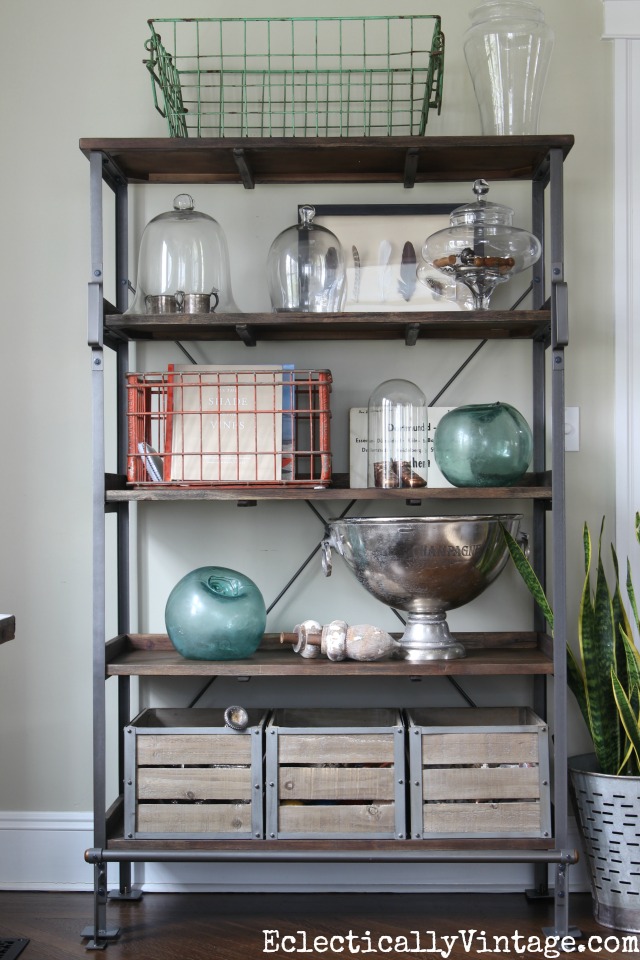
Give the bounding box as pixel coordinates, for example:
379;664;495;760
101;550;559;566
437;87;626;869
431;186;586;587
165;566;266;660
434;402;533;487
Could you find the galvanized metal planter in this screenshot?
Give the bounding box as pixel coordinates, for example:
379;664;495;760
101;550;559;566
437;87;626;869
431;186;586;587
570;754;640;932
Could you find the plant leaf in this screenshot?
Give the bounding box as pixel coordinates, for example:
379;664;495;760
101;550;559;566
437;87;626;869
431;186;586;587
579;523;619;774
612;543;633;695
502;516;640;776
612;672;640;774
620;628;640;701
500;525;554;631
627;555;640;639
584;522;592;578
567;644;588;729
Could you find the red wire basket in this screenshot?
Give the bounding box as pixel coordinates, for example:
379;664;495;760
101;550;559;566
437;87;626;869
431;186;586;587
126;367;332;488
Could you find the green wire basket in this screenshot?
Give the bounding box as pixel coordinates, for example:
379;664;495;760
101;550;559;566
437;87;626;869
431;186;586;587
144;16;444;138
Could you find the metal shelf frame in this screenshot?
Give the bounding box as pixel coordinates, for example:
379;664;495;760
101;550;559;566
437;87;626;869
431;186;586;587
84;137;571;949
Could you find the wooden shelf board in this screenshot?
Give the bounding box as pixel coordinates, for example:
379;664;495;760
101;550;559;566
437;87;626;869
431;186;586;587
105;310;550;343
105;472;552;502
79;135;574;186
105;632;553;677
105;835;557;853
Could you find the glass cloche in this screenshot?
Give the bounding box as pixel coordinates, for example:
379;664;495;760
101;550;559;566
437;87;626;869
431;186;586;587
367;379;428;488
127;194;239;314
419;179;542;310
267;204;346;312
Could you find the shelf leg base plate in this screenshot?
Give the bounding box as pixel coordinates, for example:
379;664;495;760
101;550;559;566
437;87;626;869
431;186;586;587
525;885;553;901
542;926;582;940
109;889;143;901
81;925;121;949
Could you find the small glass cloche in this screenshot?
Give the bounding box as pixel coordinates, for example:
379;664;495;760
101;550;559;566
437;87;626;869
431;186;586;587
367;378;428;488
267;204;346;313
127;194;239;315
419;179;542;310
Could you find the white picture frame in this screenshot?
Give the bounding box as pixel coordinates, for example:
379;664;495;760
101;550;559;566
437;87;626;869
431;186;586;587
309;203;468;312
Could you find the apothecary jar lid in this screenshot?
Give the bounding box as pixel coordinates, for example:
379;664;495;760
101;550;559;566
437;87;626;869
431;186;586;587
449;178;514;227
469;0;548;25
127;193;239;315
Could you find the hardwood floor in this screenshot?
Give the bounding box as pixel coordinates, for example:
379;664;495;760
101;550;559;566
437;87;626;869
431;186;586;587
0;890;634;959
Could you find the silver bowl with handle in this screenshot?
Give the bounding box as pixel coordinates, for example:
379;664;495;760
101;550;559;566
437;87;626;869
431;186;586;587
322;514;524;662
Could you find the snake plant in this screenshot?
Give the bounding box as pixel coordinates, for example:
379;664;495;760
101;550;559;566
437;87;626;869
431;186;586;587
502;515;640;776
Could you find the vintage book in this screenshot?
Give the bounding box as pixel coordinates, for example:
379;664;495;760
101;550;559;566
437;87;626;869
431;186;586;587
349;407;369;488
350;405;456;488
169;364;290;483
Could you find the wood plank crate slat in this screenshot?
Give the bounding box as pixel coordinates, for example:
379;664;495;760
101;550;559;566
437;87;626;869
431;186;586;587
423;765;541;801
422;733;540;766
137;802;253;835
279;804;396;834
279;765;395;801
137;734;252;765
125;708;266;839
138;767;253;800
279;733;394;765
407;708;551;840
423;802;543;835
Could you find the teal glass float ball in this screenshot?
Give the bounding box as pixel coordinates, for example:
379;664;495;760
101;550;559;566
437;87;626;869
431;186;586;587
434;402;533;487
165;566;266;660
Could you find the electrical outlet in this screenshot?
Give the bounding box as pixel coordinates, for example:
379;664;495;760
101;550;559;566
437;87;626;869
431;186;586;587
565;406;580;452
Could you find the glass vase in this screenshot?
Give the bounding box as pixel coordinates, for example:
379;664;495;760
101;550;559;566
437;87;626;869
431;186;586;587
165;566;266;660
463;1;554;135
433;402;533;487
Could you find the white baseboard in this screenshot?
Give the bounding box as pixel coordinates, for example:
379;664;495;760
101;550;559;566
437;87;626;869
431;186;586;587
0;811;590;893
0;812;95;890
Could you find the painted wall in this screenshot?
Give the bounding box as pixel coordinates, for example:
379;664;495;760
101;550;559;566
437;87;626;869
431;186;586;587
0;0;613;889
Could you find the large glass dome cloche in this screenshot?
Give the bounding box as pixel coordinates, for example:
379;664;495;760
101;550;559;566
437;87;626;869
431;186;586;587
127;194;239;314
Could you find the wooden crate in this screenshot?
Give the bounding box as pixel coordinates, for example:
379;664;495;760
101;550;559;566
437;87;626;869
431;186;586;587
265;708;406;839
407;707;551;839
124;708;266;839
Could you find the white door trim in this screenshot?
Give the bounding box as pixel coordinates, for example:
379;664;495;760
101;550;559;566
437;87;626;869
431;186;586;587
603;2;640;571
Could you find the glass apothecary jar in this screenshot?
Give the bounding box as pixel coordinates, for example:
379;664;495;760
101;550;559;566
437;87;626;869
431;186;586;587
420;179;541;310
367;379;427;488
267;205;346;313
127;194;239;315
463;0;554;135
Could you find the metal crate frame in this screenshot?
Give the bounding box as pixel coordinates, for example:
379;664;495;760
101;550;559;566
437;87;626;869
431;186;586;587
407;707;552;841
124;708;266;840
265;708;407;840
144;16;444;138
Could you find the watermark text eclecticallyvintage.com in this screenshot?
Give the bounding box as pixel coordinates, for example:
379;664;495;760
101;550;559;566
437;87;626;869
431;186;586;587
262;928;639;958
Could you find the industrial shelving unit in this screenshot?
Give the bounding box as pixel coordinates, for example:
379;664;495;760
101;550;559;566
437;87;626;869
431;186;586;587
81;134;574;949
